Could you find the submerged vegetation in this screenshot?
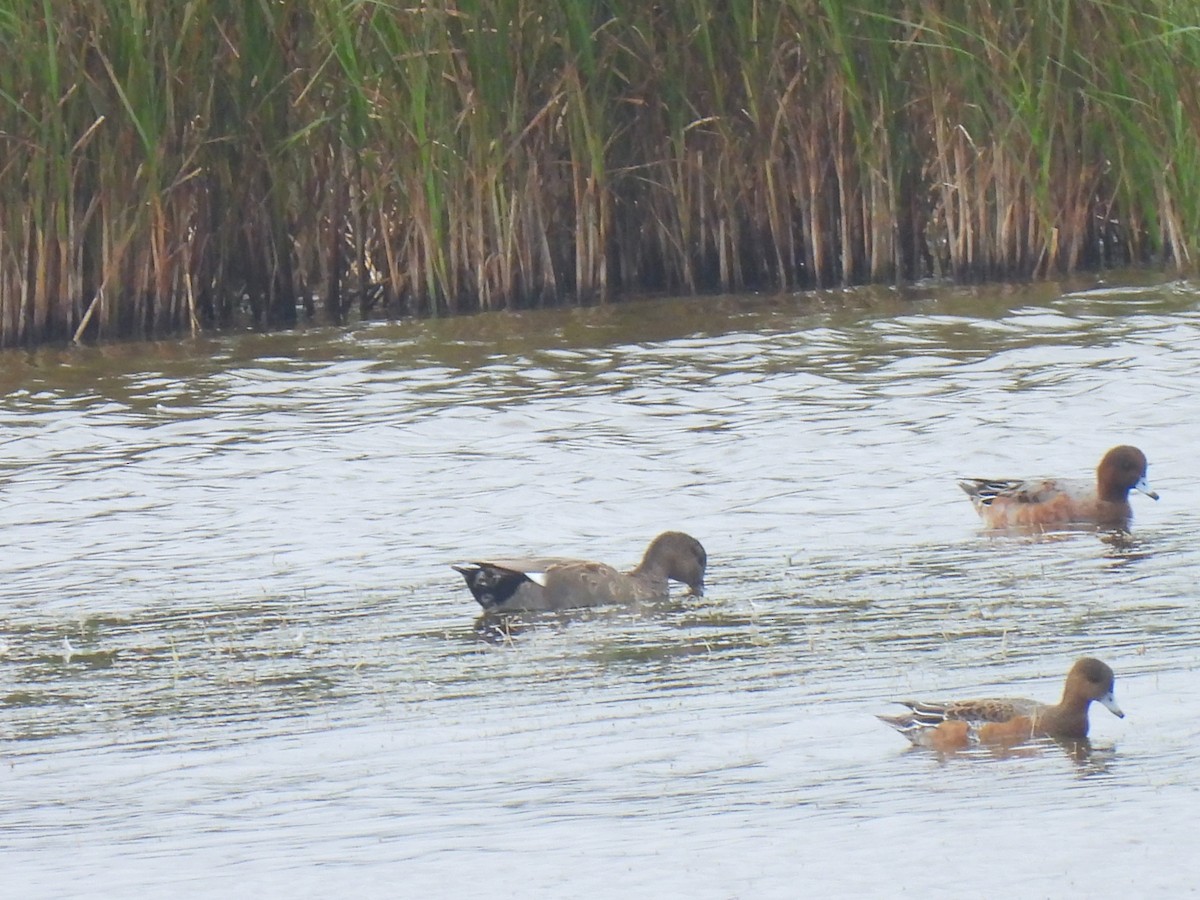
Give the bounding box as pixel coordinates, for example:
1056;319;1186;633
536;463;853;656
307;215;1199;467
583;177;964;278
1;1;1199;346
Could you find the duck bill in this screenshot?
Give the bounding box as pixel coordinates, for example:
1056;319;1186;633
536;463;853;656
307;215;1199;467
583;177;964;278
1135;476;1160;500
1099;692;1125;719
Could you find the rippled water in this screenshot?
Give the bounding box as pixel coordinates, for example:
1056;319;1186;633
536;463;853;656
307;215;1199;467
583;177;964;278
3;274;1200;896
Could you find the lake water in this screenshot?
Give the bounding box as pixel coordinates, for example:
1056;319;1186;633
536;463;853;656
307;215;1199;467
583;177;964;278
2;273;1200;897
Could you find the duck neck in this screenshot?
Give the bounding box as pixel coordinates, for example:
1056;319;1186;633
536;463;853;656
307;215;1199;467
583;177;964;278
1043;694;1090;736
1097;483;1129;504
631;559;669;582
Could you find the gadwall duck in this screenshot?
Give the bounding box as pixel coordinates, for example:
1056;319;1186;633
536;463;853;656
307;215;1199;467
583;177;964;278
959;445;1158;528
878;657;1124;751
453;531;707;612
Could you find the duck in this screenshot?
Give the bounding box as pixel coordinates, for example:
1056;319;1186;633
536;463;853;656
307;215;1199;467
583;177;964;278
958;445;1158;529
878;657;1124;751
453;531;707;612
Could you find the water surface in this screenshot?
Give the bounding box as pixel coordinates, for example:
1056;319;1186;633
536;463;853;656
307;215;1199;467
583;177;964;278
3;273;1200;896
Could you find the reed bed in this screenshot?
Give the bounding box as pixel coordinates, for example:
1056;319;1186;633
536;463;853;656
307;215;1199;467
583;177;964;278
1;1;1198;346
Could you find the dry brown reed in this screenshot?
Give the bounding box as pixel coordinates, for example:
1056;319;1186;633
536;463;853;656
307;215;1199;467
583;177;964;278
1;0;1198;346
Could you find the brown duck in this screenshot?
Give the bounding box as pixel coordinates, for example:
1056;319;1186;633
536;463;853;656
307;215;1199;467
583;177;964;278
878;657;1125;751
958;445;1158;528
454;531;707;612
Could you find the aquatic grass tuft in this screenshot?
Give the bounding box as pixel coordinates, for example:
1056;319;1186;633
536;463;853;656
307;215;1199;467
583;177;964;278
1;0;1199;346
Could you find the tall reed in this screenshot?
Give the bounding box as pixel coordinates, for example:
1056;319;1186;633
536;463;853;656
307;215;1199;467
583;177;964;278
1;0;1198;346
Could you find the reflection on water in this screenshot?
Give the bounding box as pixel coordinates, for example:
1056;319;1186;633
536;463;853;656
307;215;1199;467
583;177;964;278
892;734;1119;778
3;272;1200;895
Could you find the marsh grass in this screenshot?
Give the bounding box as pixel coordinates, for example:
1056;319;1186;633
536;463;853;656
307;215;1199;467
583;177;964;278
1;1;1198;346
